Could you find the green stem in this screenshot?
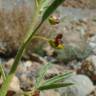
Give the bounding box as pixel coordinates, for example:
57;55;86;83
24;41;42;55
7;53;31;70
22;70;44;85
0;0;64;95
0;6;41;96
0;64;6;80
33;36;49;41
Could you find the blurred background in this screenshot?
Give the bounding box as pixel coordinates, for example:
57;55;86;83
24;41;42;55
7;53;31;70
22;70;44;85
0;0;96;96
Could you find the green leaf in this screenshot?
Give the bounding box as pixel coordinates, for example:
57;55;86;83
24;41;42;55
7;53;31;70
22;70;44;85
43;71;72;86
38;83;73;90
35;63;53;88
41;0;65;22
36;0;41;7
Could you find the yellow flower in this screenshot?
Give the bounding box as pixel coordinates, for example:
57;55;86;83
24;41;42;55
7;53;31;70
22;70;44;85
48;40;64;49
56;44;64;49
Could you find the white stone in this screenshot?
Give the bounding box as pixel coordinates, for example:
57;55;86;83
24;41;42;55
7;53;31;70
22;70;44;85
9;76;21;92
89;42;96;48
86;55;96;69
58;75;94;96
23;60;32;68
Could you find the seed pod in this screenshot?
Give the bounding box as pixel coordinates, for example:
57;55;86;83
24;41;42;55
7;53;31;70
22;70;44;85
49;15;60;25
48;33;64;49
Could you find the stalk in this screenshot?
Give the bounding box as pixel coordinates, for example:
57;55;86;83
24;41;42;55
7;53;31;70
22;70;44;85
0;0;65;95
0;5;40;96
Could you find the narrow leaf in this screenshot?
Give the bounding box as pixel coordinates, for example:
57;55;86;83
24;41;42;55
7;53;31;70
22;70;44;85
0;64;6;80
43;71;72;86
41;0;65;22
38;83;73;90
35;63;52;87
